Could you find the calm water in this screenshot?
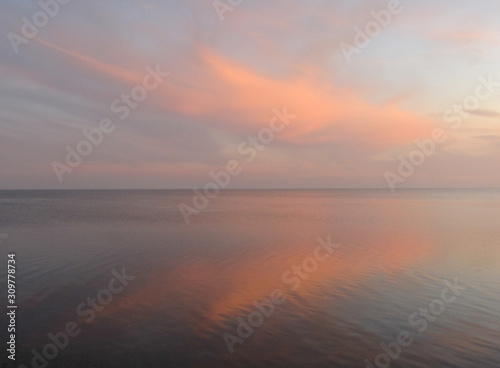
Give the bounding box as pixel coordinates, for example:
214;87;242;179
0;190;499;368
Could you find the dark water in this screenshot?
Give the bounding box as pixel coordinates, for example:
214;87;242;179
0;190;499;368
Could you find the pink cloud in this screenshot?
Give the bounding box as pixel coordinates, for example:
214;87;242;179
152;47;434;150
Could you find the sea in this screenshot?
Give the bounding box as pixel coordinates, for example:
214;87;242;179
0;189;499;368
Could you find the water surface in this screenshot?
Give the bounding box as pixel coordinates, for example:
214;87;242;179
0;189;499;367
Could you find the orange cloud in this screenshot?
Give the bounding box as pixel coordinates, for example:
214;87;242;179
34;37;143;85
27;38;433;152
428;29;500;45
156;47;433;149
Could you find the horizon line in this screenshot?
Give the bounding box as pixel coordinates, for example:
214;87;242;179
0;187;499;191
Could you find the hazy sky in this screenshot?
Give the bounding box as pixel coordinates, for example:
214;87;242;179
1;0;500;189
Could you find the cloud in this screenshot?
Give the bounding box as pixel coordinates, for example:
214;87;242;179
428;30;500;46
466;109;500;118
1;0;500;188
153;46;434;151
33;37;144;85
474;135;500;141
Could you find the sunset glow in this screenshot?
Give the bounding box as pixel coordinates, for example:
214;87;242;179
1;0;500;189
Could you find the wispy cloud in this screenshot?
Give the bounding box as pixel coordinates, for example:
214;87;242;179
1;0;500;189
466;109;500;118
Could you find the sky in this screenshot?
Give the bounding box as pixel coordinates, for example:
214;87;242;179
1;0;500;189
